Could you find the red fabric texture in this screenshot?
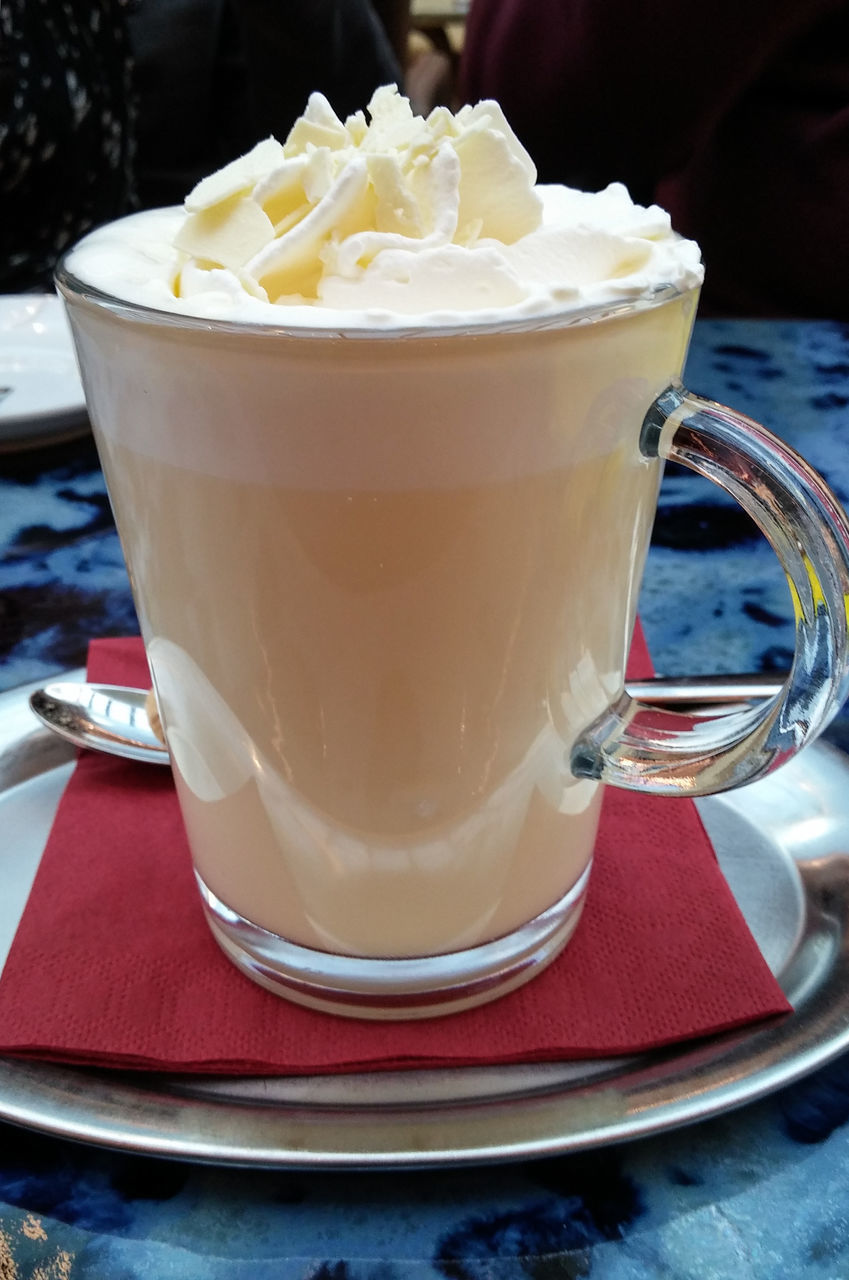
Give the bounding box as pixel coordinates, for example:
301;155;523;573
0;634;790;1074
459;0;849;318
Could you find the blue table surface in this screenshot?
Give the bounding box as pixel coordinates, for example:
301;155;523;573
1;318;848;1278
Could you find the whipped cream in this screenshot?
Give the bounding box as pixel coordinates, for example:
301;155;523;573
66;85;703;329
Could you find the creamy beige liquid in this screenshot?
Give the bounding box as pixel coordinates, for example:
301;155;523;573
72;291;695;956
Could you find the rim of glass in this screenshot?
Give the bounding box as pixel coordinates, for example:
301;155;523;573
55;253;694;343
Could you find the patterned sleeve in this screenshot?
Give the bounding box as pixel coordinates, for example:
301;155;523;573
0;0;135;292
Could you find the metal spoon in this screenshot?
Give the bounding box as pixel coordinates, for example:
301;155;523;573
28;674;785;767
29;681;169;765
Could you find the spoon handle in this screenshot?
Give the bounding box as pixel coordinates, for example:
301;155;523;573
628;672;783;711
28;674;785;767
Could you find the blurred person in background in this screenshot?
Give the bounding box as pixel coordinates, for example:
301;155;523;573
460;0;849;318
130;0;402;207
1;0;402;291
1;0;135;292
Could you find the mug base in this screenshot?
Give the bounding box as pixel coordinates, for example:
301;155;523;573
196;863;592;1020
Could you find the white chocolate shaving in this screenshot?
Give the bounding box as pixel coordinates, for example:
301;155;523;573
67;85;704;326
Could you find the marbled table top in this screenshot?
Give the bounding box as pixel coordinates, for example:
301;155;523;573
1;319;848;1279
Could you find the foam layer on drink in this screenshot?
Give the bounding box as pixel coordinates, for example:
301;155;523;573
65;85;703;329
70;292;696;486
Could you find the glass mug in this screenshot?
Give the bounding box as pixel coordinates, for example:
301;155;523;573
56;265;849;1019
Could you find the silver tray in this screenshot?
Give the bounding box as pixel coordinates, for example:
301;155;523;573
2;672;849;1169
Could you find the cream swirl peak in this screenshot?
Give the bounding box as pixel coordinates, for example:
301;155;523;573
66;85;703;325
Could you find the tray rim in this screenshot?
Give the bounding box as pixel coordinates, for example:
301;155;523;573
2;673;849;1169
0;294;89;448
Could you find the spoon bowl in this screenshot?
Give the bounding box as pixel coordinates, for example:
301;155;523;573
29;681;170;765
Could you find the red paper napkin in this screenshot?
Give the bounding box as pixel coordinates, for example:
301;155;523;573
0;634;790;1074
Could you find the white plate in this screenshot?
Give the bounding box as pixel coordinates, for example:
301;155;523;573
3;674;849;1168
0;295;88;448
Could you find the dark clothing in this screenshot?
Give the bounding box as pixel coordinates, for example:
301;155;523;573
234;0;401;157
0;0;135;291
460;0;849;318
126;0;249;210
128;0;402;209
1;0;401;290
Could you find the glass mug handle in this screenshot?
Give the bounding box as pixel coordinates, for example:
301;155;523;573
572;383;849;796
